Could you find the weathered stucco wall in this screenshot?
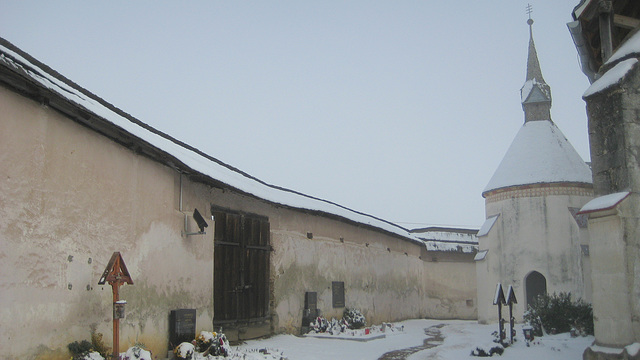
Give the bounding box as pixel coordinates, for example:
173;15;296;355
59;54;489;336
0;86;215;359
0;82;477;359
476;186;592;323
206;188;478;335
585;202;634;347
267;213;478;332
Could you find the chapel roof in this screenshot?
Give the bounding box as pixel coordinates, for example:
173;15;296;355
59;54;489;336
483;19;592;196
483;120;593;195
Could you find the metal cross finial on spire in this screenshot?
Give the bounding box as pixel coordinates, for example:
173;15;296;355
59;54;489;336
526;4;534;26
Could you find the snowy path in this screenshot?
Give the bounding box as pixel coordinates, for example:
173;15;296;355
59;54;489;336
377;324;444;360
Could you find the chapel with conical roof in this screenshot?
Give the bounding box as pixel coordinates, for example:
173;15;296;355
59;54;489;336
474;16;594;323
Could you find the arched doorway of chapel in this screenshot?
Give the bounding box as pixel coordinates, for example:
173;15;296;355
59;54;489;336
525;271;547;309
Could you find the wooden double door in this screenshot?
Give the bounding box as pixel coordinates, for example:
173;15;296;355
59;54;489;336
213;210;270;325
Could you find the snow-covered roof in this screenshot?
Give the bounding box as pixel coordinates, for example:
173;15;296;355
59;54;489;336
473;250;488;261
410;227;478;242
483;120;592;194
410;227;478;253
477;214;499;237
579;191;630;214
0;38;477;253
521;78;550;104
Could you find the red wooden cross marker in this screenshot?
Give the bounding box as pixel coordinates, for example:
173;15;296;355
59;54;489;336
99;252;133;360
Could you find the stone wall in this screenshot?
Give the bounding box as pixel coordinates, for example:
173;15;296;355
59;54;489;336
583;58;640;350
586;64;640;196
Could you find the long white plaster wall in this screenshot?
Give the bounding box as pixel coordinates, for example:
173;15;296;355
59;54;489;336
476;189;592;323
205;186;479;333
206;186;478;335
0;82;478;359
268;210;478;333
0;86;215;359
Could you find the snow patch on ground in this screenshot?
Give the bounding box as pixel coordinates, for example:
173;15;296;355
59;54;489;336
627;343;640;357
233;319;593;360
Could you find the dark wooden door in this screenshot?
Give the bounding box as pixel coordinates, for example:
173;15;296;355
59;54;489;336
213;211;270;323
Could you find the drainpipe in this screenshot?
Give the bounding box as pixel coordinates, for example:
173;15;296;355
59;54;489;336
567;20;598;83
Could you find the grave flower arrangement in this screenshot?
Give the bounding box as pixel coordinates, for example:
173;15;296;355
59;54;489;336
308;308;367;335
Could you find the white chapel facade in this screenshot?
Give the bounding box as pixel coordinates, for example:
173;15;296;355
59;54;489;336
475;19;594;323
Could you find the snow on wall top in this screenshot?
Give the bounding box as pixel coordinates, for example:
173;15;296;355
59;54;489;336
410;228;478;243
483;120;592;194
579;191;630;214
583;29;640;98
583;58;638;98
0;40;476;253
477;214;499;237
410;227;478;253
605;29;640;66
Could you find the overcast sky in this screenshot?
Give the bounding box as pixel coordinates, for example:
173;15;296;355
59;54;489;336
1;1;591;229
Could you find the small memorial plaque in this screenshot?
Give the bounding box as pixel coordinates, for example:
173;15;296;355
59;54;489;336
169;309;196;348
113;301;126;319
332;281;345;308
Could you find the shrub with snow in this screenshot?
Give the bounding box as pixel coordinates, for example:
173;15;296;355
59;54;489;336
195;331;216;352
68;340;94;360
175;331;230;358
470;342;504;357
309;316;330;333
81;352;105;360
523;292;593;336
204;332;230;357
174;342;195;360
343;308;366;329
121;345;152;360
67;332;111;360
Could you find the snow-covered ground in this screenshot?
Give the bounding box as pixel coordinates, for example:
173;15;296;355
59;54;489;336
233;319;593;360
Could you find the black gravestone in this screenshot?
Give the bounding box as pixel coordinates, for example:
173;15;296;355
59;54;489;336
305;291;317;312
332;281;345;308
169;309;196;349
301;291;318;332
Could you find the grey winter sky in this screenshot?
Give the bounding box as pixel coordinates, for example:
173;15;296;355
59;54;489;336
0;1;591;229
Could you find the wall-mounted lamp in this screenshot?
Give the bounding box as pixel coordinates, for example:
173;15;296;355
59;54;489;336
183;208;208;236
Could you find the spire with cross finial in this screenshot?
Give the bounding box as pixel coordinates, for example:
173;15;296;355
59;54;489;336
520;4;552;122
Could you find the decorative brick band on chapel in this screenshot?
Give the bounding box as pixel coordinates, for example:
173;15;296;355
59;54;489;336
484;182;594;203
